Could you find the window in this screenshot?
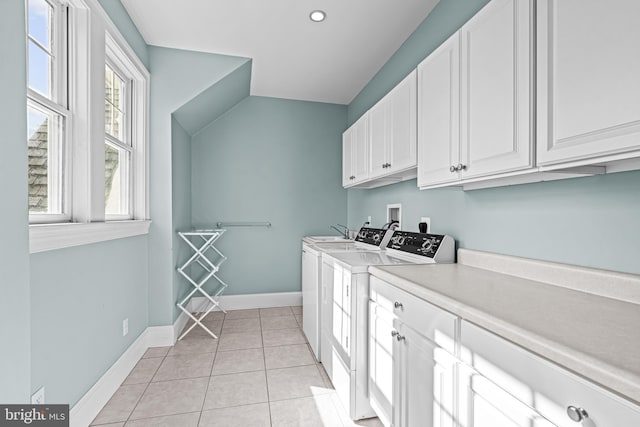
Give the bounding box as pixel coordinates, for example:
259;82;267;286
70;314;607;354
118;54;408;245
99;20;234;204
105;63;132;218
27;0;69;222
28;0;150;252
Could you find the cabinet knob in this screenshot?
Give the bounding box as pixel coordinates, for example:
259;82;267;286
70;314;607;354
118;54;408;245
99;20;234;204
566;406;589;423
382;163;387;168
394;301;403;309
449;165;457;173
396;334;405;342
391;330;399;337
456;163;467;171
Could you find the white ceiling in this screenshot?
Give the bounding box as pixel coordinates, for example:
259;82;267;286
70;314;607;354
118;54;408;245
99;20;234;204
121;0;440;105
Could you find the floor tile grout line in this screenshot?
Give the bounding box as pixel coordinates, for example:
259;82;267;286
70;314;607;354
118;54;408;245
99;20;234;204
258;309;275;426
118;351;166;425
198;310;224;425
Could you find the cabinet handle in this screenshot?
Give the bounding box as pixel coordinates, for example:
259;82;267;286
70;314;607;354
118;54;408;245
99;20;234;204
394;301;403;309
396;334;405;342
386;163;391;168
456;163;467;172
566;406;589;423
391;330;399;337
382;163;387;168
449;165;457;173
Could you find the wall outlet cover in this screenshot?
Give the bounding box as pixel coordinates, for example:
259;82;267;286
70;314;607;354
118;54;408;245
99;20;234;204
31;386;45;404
420;217;432;232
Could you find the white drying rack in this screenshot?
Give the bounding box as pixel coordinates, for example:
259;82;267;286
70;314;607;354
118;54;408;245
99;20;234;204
176;229;229;340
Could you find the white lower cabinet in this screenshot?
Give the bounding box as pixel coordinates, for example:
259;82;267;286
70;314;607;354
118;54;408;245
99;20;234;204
368;277;640;427
459;321;640;427
301;244;321;359
369;277;457;427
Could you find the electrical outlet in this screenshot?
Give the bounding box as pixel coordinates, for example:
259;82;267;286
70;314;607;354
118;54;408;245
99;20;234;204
31;386;45;404
421;217;432;232
122;318;129;336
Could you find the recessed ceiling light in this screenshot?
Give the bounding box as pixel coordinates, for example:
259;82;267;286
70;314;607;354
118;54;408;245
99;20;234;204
309;10;326;22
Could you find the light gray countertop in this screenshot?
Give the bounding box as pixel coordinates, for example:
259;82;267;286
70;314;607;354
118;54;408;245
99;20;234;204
368;260;640;405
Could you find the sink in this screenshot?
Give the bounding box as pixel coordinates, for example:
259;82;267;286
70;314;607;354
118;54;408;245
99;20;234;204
304;235;351;243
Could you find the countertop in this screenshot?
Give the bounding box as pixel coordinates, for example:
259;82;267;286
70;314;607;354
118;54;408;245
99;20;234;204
368;260;640;405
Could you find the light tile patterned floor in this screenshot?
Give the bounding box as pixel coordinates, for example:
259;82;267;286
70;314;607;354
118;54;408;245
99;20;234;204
91;306;384;427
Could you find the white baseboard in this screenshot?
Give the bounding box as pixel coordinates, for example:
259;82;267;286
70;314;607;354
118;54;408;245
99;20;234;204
69;329;150;427
70;322;178;426
70;292;299;426
188;291;302;312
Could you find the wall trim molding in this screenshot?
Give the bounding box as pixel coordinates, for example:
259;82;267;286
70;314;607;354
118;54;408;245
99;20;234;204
70;324;176;426
188;291;302;312
70;291;301;426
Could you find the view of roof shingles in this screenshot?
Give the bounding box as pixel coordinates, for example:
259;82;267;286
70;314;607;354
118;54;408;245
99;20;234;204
28;121;49;212
27;120;120;213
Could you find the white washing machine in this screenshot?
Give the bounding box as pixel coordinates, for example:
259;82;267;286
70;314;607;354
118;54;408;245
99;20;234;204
302;228;395;360
320;231;455;420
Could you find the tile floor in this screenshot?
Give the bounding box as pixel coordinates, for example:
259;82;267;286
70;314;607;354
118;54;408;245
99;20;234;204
91;306;384;427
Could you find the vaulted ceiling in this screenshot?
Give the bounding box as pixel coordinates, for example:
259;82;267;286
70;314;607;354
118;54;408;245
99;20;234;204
121;0;439;105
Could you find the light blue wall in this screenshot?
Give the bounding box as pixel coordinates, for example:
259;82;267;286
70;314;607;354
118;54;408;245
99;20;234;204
347;0;640;275
0;0;32;403
30;237;149;405
348;0;490;125
348;173;640;275
147;46;249;324
171;117;193;320
97;0;149;68
18;0;151;406
191;96;348;295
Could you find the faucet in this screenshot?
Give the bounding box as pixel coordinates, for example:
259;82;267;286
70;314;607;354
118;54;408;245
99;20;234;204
329;224;350;239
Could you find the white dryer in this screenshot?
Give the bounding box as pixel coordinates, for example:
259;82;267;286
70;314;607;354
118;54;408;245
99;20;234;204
302;227;394;360
320;231;455;420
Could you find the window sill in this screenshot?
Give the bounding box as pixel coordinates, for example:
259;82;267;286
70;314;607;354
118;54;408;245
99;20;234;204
29;220;151;254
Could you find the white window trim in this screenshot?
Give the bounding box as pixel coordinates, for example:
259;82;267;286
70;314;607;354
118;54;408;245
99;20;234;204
27;0;72;223
30;220;151;253
29;0;150;253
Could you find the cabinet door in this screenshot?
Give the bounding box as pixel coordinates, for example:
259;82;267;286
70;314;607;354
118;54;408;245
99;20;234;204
341;269;352;358
537;0;640;166
353;115;370;183
397;323;456;427
342;129;354;187
321;261;334;359
368;302;396;427
370;100;388;177
461;321;640;427
417;32;461;187
301;248;319;359
387;70;417;174
459;364;557;427
460;0;533;178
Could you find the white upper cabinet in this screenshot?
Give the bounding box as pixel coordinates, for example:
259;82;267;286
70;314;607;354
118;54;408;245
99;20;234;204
417;0;534;189
460;0;533;178
369;71;418;180
342;114;369;187
537;0;640;167
417;32;461;187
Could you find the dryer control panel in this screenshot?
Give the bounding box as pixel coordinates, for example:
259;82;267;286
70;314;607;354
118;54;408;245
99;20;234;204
355;227;386;246
387;231;448;258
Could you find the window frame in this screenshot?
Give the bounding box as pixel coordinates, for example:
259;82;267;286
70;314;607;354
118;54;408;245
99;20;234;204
104;58;133;220
29;0;150;253
27;0;72;224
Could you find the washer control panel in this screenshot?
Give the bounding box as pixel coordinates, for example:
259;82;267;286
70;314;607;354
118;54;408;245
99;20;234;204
387;231;447;258
355;227;386;246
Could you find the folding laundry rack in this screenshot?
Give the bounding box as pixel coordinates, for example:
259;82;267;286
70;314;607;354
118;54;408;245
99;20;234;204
176;229;229;340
